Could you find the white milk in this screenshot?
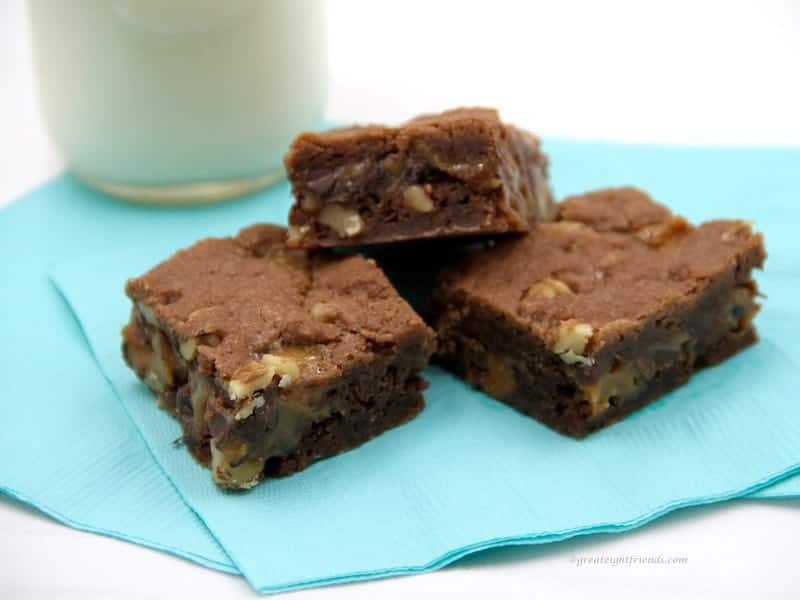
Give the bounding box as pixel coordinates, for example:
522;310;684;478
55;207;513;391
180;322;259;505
28;0;327;202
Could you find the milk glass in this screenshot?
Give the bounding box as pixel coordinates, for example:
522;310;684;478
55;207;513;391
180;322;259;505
28;0;327;203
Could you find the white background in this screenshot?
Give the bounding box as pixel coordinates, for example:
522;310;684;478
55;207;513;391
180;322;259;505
1;1;799;598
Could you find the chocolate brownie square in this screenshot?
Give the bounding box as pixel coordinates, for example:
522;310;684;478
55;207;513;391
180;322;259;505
122;224;435;489
434;187;766;437
285;108;555;248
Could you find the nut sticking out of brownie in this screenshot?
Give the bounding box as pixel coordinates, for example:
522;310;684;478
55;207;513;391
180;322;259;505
284;107;555;248
434;187;766;437
122;224;435;489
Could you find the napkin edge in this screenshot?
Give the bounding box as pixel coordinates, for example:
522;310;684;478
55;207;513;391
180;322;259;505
0;484;238;574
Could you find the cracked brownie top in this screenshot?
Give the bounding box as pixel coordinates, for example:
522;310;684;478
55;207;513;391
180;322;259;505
438;187;766;354
125;224;434;385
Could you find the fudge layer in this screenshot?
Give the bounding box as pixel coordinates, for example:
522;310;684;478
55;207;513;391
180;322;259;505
285;107;555;248
434;187;766;437
122;224;435;489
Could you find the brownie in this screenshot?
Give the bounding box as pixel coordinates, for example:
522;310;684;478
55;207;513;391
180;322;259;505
434;187;766;437
122;224;435;489
284;107;556;248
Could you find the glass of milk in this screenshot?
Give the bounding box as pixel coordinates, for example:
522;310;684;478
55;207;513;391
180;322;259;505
27;0;327;203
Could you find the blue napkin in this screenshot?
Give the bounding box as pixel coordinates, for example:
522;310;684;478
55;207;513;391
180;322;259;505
0;182;236;572
51;141;800;593
2;140;799;593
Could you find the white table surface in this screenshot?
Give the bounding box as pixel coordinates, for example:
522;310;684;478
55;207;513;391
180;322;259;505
1;1;799;598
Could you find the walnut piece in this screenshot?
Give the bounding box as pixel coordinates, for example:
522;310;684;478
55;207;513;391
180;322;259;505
234;393;266;421
402;185;435;213
317;204;365;238
525;277;573;300
260;353;301;383
287;224;310;244
144;329;176;393
228;361;272;400
310;302;338;323
137;302;159;326
179;333;222;361
227;353;301;400
123;315;186;399
179;338;197;361
210;439;265;489
552;322;594;366
634;217;690;247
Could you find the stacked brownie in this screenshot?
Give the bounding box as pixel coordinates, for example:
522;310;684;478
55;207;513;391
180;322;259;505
122;108;765;489
284;108;554;247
